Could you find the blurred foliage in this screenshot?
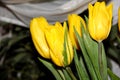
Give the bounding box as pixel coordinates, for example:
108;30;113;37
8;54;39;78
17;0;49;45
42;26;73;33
104;24;120;67
0;23;55;80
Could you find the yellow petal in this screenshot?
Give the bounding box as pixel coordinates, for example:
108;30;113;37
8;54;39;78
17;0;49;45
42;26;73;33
30;17;50;59
45;24;64;66
118;7;120;32
107;3;113;19
50;50;64;66
68;14;86;49
88;3;93;18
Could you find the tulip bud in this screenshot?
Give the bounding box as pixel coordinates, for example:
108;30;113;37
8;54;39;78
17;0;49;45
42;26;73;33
88;2;113;42
118;7;120;32
68;14;86;49
30;17;50;59
45;22;73;67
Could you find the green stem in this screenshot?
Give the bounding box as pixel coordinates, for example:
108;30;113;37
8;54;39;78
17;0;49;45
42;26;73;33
98;42;102;77
57;69;66;80
66;67;77;80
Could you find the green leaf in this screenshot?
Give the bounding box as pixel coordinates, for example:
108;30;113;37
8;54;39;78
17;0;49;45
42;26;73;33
84;15;88;27
63;24;68;66
107;68;120;80
101;43;108;80
81;24;102;80
62;68;72;80
38;58;63;80
57;70;66;80
74;27;98;80
65;67;77;80
74;48;89;80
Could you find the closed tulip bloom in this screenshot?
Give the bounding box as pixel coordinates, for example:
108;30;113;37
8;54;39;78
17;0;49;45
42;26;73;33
118;7;120;32
45;22;73;67
68;14;86;49
88;2;113;42
30;17;50;59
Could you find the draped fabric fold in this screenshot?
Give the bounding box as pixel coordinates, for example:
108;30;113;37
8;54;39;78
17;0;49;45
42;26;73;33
0;0;96;27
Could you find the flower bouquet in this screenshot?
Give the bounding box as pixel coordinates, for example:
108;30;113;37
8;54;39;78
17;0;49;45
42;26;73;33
30;1;120;80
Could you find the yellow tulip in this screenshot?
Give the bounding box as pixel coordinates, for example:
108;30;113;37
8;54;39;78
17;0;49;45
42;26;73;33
118;7;120;32
30;16;73;67
68;14;86;49
88;2;113;42
30;17;50;59
45;22;73;67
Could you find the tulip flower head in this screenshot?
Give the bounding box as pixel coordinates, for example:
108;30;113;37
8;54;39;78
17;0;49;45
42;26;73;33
68;14;86;49
88;2;113;42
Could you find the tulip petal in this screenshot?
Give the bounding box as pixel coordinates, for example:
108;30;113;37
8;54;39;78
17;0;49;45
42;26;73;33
30;17;50;59
50;50;63;66
45;24;64;66
68;14;86;49
118;7;120;32
107;3;113;19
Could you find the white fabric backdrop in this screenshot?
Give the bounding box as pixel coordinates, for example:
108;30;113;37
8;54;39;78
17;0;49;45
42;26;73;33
0;0;96;27
0;0;120;27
